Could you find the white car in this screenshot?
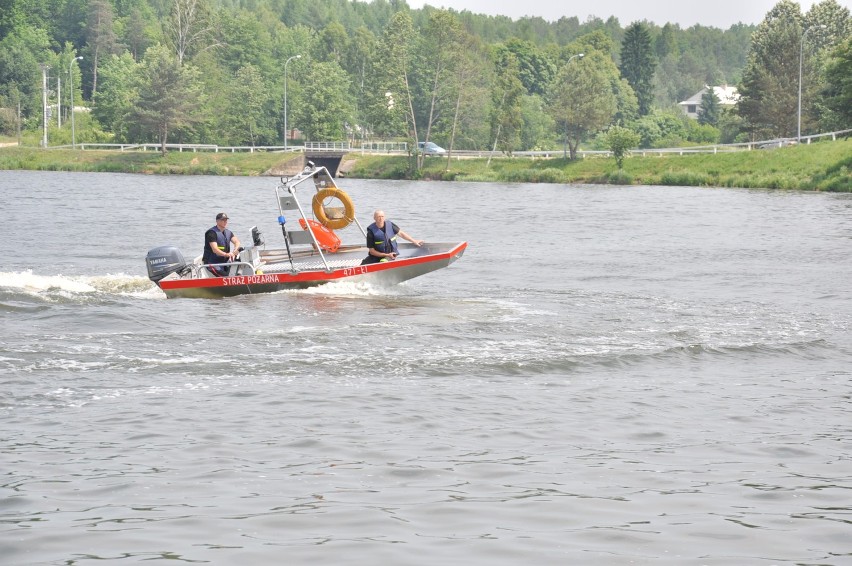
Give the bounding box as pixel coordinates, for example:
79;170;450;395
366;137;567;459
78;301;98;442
418;141;446;155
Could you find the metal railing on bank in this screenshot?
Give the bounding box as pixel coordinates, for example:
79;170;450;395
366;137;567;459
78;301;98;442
627;129;852;157
42;129;849;157
47;143;300;152
518;129;852;159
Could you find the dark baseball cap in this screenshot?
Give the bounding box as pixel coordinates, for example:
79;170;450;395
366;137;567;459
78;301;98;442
216;212;229;220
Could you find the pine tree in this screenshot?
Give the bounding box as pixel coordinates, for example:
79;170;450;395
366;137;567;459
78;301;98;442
698;88;720;126
130;45;204;155
619;22;656;116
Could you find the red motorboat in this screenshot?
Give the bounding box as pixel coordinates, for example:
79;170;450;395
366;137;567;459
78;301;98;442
145;163;467;299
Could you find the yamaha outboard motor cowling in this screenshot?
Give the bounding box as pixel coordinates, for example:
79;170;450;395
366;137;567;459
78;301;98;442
146;246;189;283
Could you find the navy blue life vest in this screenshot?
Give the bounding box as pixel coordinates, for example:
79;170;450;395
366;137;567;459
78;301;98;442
367;221;399;255
202;226;233;265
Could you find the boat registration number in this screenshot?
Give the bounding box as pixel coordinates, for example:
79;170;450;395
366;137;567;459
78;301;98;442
222;274;279;286
342;266;368;277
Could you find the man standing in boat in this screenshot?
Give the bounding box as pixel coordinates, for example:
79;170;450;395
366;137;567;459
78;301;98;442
203;212;241;276
362;209;423;264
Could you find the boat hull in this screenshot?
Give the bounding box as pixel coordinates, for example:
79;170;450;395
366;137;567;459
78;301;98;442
157;242;466;299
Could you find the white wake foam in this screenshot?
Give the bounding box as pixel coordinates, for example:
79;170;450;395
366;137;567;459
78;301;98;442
285;280;412;297
0;270;161;298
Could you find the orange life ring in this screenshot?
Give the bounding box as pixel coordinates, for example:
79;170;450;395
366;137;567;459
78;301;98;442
312;188;355;230
299;218;341;253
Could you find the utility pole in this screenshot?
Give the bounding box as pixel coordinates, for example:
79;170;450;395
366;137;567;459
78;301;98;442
41;64;50;148
70;56;83;149
57;75;61;129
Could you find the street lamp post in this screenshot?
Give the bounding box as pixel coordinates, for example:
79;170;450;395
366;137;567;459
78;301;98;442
798;26;825;143
69;56;83;149
284;55;301;150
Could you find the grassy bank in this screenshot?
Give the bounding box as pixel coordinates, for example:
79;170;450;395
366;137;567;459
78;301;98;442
0;146;297;176
2;139;850;191
345;139;852;192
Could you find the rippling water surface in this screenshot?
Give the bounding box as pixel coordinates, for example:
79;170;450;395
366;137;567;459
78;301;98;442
2;171;851;565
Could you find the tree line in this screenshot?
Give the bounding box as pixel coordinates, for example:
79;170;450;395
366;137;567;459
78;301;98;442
0;0;850;165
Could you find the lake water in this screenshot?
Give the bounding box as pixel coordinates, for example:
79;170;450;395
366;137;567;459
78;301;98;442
2;170;851;565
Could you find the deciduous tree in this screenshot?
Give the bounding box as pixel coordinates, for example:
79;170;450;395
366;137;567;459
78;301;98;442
314;22;348;63
489;52;524;157
0;25;51;123
804;0;852;52
164;0;219;65
442;33;490;159
293;61;354;140
520;94;556;151
613;77;639;125
343;26;378;142
363;12;417;143
547;50;617;159
737;1;803;138
92;52;138;141
495;38;555;96
217;10;276;75
805;0;852;131
633;109;690;148
86;0;117;98
567;32;638;126
416;9;464;167
231;64;268;146
655;23;679;60
122;7;153;62
822;36;852;129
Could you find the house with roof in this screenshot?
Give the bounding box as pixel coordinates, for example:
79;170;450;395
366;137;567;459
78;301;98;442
678;85;740;119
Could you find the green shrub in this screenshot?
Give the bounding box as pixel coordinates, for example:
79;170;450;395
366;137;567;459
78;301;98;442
502;168;567;183
0;108;17;136
603;126;640;169
688;123;721;144
658;171;712;186
606;170;634;185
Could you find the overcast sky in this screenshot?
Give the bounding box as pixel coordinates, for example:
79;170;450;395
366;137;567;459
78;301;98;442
405;0;852;28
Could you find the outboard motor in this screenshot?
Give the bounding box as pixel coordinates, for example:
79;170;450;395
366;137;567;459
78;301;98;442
251;226;265;247
146;246;189;283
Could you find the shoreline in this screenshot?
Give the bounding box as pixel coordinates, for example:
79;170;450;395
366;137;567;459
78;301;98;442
1;142;850;191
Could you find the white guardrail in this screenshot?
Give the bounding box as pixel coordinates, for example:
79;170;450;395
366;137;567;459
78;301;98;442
55;143;299;152
44;129;850;157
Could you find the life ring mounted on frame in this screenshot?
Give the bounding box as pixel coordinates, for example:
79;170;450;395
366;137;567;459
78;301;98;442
312;188;355;230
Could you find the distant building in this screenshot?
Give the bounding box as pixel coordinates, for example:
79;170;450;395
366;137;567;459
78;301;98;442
678;85;739;119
